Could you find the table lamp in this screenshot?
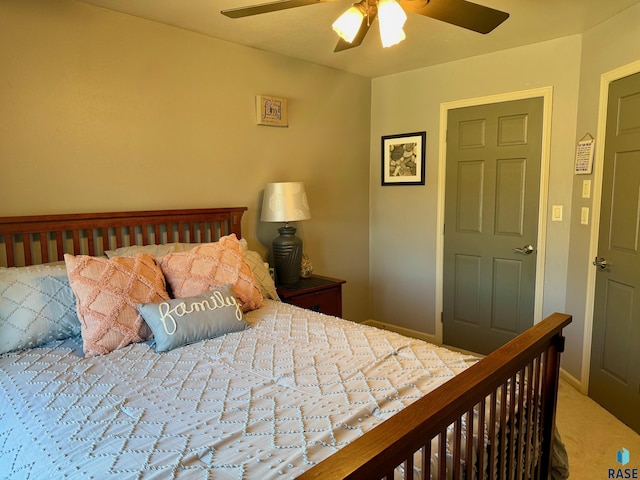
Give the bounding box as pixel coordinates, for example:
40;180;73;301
261;182;311;286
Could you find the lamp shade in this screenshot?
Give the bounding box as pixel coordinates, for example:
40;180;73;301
261;182;311;223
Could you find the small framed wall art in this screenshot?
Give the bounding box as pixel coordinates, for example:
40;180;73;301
256;95;288;127
574;133;595;174
381;131;426;186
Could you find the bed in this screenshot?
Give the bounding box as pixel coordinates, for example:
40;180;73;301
0;207;571;479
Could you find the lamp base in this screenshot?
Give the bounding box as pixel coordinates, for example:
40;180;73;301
272;225;303;287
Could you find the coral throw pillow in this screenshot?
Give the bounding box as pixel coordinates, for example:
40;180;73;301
160;235;263;312
64;253;169;357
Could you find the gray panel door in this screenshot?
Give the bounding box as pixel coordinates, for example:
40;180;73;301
443;97;544;354
590;72;640;434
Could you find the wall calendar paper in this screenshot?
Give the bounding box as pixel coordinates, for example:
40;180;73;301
575;136;595;174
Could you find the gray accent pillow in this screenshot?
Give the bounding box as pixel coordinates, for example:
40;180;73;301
137;285;248;352
0;262;81;354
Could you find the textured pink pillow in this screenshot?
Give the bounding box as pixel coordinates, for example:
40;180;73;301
64;253;169;357
160;235;263;312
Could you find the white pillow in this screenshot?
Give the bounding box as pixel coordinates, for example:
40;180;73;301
104;243;198;259
105;242;280;302
241;250;279;301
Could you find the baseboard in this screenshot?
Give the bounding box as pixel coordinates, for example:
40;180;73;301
559;368;585;393
362;319;437;344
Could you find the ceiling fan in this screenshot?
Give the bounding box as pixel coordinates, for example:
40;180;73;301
221;0;509;52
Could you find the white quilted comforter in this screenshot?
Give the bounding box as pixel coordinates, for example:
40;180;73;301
0;300;477;479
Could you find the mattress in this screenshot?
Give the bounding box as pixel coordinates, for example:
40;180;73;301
0;300;478;479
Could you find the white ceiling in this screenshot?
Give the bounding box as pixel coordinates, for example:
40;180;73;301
78;0;640;78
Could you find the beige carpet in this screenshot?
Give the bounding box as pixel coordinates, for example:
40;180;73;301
556;379;640;478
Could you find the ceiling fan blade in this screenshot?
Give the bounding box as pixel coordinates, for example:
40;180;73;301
221;0;322;18
402;0;508;34
334;12;377;52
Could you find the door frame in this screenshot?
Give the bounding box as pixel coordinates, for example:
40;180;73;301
581;60;640;394
435;87;554;344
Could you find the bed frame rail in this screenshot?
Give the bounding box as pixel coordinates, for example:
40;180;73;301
0;207;247;267
298;312;572;480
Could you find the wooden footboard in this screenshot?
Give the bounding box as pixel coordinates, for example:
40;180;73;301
299;312;571;480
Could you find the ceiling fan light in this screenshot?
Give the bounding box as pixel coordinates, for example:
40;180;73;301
380;25;406;48
332;6;365;43
378;0;407;47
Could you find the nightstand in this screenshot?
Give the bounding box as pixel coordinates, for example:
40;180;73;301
276;275;346;317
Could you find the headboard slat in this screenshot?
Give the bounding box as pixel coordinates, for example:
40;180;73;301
72;230;81;255
0;207;247;267
115;226;124;249
22;234;32;266
56;231;64;261
87;229;96;257
101;228;110;253
178;223;185;243
142;225;149;246
5;235;15;267
40;232;49;264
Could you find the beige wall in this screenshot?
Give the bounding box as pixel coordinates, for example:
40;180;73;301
565;2;640;383
370;35;582;337
0;0;372;321
370;4;640;383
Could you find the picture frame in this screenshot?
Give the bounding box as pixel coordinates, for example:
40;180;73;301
256;95;288;127
381;131;426;186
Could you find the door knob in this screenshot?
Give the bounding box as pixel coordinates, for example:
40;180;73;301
593;257;608;269
513;244;534;255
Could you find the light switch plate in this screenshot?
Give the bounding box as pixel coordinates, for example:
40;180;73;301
581;207;590;225
552;205;563;222
582;180;591;199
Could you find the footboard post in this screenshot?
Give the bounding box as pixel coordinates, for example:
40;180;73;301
538;330;566;480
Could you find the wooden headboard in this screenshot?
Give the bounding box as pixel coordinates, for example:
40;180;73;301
0;207;247;267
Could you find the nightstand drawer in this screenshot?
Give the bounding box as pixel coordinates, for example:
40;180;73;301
276;275;345;317
288;288;342;317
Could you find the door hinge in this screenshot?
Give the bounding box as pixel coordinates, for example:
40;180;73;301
441;311;444;323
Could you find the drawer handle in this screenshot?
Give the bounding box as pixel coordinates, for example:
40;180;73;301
310;304;321;312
